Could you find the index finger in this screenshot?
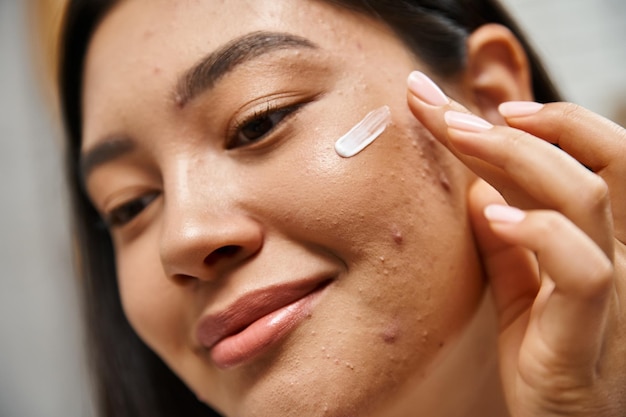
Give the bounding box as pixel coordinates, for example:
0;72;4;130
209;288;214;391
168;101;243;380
500;102;626;172
500;101;626;242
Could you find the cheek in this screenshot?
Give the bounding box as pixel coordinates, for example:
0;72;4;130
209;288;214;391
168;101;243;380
238;102;483;344
240;102;469;262
114;231;188;360
285;132;482;412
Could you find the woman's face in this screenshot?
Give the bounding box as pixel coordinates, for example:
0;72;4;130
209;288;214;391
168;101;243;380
82;0;484;415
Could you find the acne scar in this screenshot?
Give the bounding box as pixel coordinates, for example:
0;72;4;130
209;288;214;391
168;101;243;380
380;324;400;344
438;171;451;192
142;29;155;39
174;93;185;109
390;225;403;245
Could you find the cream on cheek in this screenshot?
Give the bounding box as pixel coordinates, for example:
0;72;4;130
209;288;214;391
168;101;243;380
334;105;392;158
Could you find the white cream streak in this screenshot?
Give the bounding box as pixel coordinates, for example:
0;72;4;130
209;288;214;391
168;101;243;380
334;105;391;158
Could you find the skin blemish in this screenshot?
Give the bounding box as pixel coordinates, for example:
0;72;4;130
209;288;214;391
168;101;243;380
390;225;403;245
380;324;400;344
438;171;451;192
142;29;155;39
173;93;184;109
334;105;391;157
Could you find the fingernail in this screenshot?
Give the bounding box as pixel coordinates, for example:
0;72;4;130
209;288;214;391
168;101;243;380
444;111;493;132
498;101;544;118
484;204;526;223
407;71;449;106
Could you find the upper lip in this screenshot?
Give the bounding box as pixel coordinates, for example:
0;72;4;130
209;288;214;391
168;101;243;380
196;276;332;350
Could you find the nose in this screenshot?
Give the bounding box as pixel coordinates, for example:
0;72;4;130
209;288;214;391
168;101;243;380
159;205;264;283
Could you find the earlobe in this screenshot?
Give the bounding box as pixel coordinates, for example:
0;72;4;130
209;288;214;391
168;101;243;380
463;24;534;124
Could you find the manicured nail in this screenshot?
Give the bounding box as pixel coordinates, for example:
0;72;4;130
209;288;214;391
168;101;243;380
407;71;449;106
484;204;526;223
498;101;544;118
444;111;493;132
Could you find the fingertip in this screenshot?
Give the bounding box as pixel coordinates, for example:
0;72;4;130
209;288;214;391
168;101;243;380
484;204;526;224
468;180;505;210
498;101;544;118
468;181;502;225
407;71;449;107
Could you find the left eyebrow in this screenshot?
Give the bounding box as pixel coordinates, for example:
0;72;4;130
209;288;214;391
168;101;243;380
174;31;318;108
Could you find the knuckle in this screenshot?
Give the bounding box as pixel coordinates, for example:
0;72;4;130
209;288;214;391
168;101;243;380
578;175;610;211
500;129;528;167
608;118;626;141
553;103;586;146
559;102;585;122
585;255;614;297
534;211;565;237
533;212;614;298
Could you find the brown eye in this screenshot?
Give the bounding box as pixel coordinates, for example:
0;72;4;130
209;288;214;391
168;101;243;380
229;106;298;149
105;192;159;228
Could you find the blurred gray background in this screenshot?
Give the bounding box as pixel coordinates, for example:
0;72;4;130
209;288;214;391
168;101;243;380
1;1;90;417
0;1;624;416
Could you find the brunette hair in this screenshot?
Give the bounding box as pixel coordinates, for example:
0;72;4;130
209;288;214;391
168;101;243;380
58;1;561;416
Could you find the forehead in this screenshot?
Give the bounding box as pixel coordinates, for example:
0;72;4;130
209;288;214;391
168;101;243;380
84;0;385;85
81;0;414;148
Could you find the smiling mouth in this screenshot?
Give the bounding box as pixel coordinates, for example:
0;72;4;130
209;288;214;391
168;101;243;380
196;278;332;369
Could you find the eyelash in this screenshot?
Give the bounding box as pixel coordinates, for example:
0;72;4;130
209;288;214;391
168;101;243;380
103;191;160;229
100;103;303;229
227;102;303;149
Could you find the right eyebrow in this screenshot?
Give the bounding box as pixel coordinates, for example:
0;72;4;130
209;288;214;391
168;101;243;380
174;31;318;107
80;135;135;185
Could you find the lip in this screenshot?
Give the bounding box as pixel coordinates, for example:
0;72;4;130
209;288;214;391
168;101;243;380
196;276;332;369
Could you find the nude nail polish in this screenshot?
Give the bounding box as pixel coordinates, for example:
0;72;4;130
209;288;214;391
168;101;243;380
484;204;526;223
407;71;449;106
498;101;544;118
444;111;493;132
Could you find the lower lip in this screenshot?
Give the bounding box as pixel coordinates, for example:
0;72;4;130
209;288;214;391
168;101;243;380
210;286;326;369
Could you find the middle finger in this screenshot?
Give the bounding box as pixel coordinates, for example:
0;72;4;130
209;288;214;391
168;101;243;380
444;110;613;258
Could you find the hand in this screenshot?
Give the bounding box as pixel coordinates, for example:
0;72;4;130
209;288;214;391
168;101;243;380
406;71;626;417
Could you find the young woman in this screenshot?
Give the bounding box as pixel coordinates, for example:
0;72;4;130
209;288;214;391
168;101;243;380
58;0;626;416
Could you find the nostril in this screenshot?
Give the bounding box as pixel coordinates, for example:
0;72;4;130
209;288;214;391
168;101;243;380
204;245;241;266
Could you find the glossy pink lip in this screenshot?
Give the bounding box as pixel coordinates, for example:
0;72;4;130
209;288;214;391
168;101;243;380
196;277;331;369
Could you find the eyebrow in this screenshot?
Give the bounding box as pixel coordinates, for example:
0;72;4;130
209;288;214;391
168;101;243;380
80;136;135;184
80;31;317;182
174;31;318;107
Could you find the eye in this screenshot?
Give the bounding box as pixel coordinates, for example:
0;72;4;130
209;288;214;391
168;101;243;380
104;192;159;228
228;104;300;149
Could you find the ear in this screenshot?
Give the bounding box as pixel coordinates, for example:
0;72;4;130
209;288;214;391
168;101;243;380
462;24;534;124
